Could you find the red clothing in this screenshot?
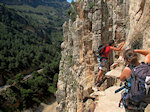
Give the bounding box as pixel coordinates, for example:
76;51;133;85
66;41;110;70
101;46;111;58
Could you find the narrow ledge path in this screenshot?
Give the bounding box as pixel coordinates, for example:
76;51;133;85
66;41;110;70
93;65;150;112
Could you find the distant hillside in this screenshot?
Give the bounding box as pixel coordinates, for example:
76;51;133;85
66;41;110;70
0;0;69;8
0;0;70;85
0;0;69;79
0;0;70;111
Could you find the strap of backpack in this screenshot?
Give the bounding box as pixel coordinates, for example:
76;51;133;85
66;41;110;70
128;64;136;71
100;44;108;55
140;62;150;66
147;63;150;66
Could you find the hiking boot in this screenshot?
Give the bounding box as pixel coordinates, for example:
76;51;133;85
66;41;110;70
95;76;108;87
95;80;105;87
96;81;103;87
95;82;100;87
104;75;110;79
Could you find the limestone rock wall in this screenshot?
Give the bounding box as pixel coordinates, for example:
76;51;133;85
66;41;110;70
126;0;150;60
56;0;129;112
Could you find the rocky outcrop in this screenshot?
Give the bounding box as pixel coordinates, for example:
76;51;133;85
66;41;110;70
56;0;150;112
126;0;150;60
56;0;129;112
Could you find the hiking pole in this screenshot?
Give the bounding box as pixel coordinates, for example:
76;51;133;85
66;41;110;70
115;86;126;93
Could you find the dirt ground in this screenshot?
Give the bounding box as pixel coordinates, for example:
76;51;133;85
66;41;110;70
42;101;57;112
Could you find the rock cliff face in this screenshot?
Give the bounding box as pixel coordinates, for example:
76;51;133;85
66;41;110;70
56;0;150;112
126;0;150;59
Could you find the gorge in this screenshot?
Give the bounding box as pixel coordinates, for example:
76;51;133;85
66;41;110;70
0;0;69;111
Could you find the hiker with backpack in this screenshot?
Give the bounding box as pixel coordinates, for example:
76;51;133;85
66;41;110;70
119;49;150;112
95;40;125;86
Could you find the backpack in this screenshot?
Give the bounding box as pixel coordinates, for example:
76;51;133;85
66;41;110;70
127;63;150;104
97;44;108;56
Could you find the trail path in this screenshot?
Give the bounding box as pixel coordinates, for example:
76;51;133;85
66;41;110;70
94;65;125;112
94;65;150;112
41;102;57;112
94;86;125;112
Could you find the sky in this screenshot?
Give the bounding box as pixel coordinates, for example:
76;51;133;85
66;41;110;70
67;0;72;3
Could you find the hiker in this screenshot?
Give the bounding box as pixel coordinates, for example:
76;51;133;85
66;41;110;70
96;40;125;86
119;49;150;112
120;49;150;81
